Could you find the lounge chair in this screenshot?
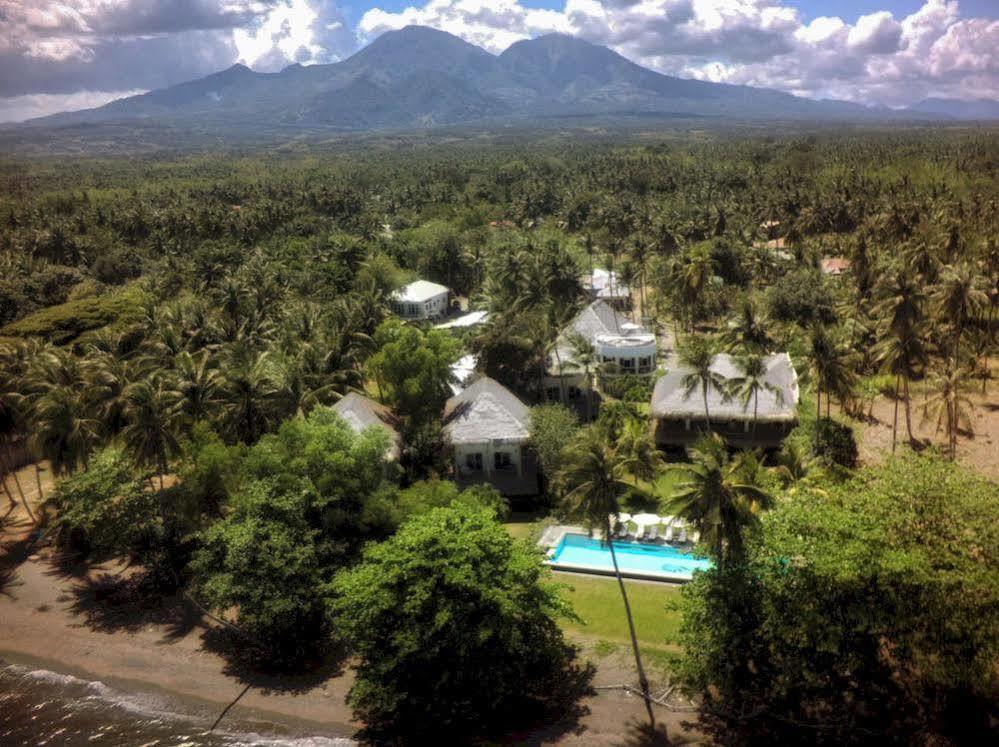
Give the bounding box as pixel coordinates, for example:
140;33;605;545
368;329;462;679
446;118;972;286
646;525;659;542
678;527;688;543
663;525;673;542
614;523;627;539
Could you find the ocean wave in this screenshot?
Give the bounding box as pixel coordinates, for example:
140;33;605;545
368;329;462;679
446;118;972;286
2;664;356;745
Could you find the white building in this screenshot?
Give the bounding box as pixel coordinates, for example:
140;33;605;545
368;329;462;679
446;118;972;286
443;377;537;496
391;280;450;320
545;300;658;405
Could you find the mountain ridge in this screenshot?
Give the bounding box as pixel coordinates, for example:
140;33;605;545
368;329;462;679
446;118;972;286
12;25;998;137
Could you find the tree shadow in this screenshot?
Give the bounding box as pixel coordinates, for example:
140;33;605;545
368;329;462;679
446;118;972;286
612;718;689;747
66;571;202;642
199;624;348;697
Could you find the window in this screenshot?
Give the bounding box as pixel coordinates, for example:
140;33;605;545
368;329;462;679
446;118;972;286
546;386;560;401
494;451;513;470
465;453;483;471
568;386;581;400
620;357;635;370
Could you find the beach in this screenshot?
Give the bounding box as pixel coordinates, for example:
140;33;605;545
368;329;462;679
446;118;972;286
0;474;691;745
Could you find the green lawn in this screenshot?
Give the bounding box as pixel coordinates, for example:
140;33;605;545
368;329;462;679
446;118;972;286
555;574;683;670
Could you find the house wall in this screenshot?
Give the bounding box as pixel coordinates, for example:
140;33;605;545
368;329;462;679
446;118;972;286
654;417;794;450
454;440;523;477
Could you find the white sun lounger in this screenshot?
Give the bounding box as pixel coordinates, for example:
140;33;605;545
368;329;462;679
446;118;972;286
646;525;658;542
678;527;688;543
663;524;673;542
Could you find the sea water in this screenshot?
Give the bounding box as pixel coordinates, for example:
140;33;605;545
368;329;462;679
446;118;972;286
0;661;355;746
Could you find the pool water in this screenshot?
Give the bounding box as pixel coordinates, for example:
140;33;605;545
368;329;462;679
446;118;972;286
549;533;712;579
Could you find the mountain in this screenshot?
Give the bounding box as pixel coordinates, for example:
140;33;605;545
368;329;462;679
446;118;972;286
905;98;999;120
13;26;957;140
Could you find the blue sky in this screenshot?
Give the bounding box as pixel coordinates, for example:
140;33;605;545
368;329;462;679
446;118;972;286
1;1;996;122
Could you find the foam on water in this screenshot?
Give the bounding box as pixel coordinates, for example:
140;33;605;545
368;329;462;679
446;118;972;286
1;662;356;746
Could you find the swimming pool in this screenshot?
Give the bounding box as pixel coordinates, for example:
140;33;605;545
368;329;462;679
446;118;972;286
547;532;712;582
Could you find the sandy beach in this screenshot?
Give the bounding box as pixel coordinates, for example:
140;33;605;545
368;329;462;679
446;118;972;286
0;465;694;745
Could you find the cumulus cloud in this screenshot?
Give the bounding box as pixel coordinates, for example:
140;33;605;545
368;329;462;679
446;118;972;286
357;0;999;105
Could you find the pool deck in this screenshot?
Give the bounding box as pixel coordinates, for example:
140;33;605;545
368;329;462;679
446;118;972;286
539;525;700;584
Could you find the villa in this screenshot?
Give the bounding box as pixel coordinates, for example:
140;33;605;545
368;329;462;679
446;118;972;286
443;376;538;496
820;257;852;276
545;300;658;409
391;279;450;320
332;392;402;461
651;352;799;449
581;268;630;310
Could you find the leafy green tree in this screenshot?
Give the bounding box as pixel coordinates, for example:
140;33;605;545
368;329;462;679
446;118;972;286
560;427;657;730
52;446;157;559
678;454;999;744
331;504;589;740
528;403;580;498
728;354;782;435
394;479;508;521
366;319;460;428
190;407;398;661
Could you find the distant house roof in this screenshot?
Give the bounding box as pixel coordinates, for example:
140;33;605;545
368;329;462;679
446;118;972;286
332;392;401;459
392;280;450;303
753;237;787;250
434;310;490;330
443;376;530;444
759;219;781;229
582;268;630;299
651;353;799;423
820;257;852;275
449;353;478;395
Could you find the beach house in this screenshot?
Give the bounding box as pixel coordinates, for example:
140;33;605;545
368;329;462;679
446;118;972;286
651;352;799;449
443;376;538;496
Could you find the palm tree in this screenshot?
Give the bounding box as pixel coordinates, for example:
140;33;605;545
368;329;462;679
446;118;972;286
667;435;773;566
28;386;99;496
933;263;988;366
808;323;855;422
721;299;773;354
219;349;279;444
616;418;664;487
727;354;782;435
678;337;727;431
874;324;926;451
567;332;598;421
559;428;657;730
770;439;828;495
922;363;974;460
174;350;222;426
121;378;182;489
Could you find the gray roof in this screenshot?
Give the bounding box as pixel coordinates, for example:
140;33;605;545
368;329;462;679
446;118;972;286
332;392;401;458
443;376;530;444
651;353;799;423
549;300;639;374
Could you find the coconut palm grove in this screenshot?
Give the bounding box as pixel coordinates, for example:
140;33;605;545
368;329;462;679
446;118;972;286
1;127;998;744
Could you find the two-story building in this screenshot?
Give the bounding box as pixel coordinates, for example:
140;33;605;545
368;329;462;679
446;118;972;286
391;280;450;320
443;376;538;496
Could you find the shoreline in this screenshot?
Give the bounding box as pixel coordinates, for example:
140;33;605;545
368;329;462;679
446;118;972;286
0;551;360;741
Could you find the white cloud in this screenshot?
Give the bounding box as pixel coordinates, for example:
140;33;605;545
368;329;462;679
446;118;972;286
0;88;146;123
354;0;998;105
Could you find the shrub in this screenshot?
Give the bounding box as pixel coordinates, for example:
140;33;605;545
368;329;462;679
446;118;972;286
814;416;858;468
